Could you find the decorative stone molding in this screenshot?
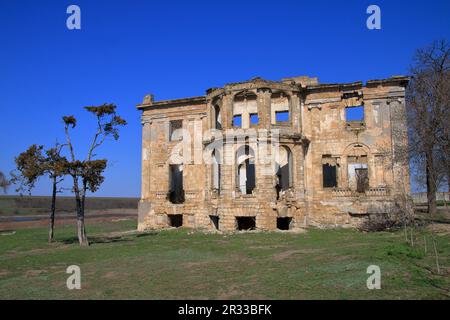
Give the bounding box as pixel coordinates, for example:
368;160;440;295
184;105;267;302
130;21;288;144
306;104;322;111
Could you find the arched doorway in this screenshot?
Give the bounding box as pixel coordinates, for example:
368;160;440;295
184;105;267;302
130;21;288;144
236;145;256;194
275;146;293;199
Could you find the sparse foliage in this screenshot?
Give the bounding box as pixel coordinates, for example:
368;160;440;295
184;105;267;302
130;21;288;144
63;103;127;246
11;145;46;194
11;143;68;242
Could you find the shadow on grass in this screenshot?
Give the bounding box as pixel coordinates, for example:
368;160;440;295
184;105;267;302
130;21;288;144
136;231;159;238
60;236;133;245
58;230;159;245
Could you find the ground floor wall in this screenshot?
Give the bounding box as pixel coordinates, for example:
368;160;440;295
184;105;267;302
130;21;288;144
137;194;398;231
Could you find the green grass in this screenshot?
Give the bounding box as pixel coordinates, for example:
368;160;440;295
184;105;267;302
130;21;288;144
0;220;449;299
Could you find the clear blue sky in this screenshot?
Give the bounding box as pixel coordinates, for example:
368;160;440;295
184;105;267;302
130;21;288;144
1;0;449;196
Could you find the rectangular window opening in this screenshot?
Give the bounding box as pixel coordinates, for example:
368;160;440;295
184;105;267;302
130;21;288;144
169;120;183;141
250;113;259;125
275;111;289;124
345;106;364;122
233;115;242;127
323;163;337;188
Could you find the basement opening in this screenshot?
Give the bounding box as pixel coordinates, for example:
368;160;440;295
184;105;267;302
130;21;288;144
277;217;292;230
168;214;183;228
209;215;219;230
236;217;256;231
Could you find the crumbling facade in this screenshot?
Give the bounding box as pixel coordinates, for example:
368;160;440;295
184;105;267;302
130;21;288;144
137;75;410;231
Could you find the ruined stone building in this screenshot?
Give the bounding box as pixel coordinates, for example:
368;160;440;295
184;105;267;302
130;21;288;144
137;75;410;231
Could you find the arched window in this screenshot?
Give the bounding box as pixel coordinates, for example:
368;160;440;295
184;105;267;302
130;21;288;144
275;146;293;198
236;145;256;195
214;104;222;130
212;149;221;192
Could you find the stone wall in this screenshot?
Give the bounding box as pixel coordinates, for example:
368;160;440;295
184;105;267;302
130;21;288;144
137;76;410;231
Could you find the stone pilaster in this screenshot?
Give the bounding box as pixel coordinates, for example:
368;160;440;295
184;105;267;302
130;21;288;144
141;117;152;200
293;143;305;197
222;93;233;129
257;89;271;129
388;97;410;195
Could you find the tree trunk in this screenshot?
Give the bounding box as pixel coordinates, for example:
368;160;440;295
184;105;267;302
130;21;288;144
426;151;437;215
447;164;450;196
77;216;89;246
48;176;57;243
72;175;89;246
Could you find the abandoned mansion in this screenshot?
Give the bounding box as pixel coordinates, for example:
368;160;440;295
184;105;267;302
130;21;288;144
137;75;410;231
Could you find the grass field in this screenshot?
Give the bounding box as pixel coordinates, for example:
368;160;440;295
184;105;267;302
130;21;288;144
0;218;449;299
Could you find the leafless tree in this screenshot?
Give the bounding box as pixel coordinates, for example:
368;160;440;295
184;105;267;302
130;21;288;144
407;40;450;215
0;171;9;193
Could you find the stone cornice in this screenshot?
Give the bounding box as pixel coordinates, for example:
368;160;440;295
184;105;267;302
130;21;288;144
138;76;410;111
137;96;207;110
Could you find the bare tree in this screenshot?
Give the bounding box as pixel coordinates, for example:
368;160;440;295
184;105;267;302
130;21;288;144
63;104;126;246
0;171;9;193
407;40;450;215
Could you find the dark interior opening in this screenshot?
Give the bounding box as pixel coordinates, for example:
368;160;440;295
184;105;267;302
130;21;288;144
245;160;256;194
276;163;290;198
277;217;292;230
169;165;184;204
168;214;183;228
322;163;337;188
236;216;256;231
209;215;219;230
356;168;369;193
